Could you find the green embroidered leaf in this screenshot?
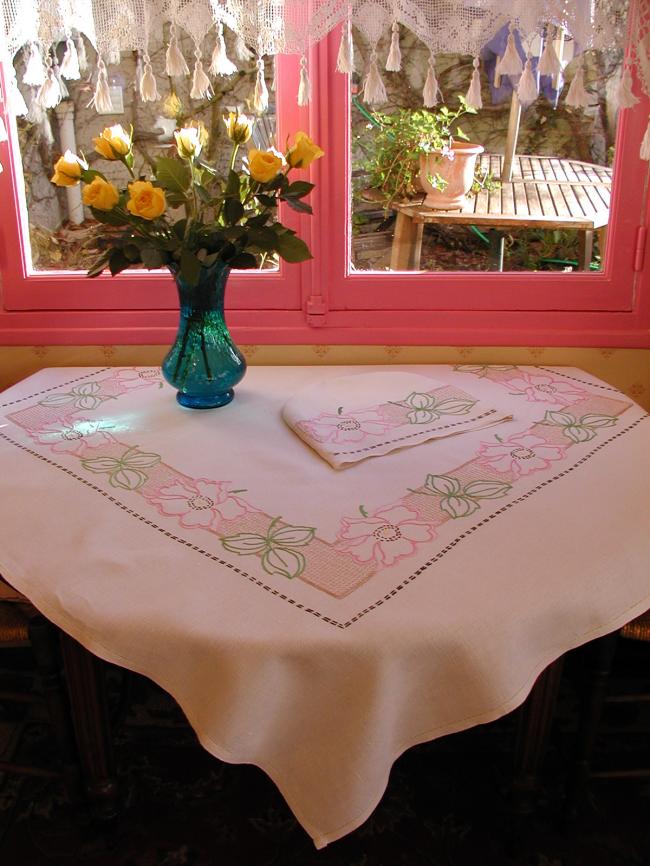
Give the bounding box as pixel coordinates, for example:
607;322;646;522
110;468;148;490
74;383;101;396
81;456;123;473
543;410;576;427
440;496;479;518
261;547;306;579
221;533;269;555
434;398;476;415
564;425;596;444
404;392;435;410
407;409;437;424
121;451;161;470
425;474;461;496
39;393;76;407
269;525;315;547
463;480;512;500
75;394;105;410
580;414;617;429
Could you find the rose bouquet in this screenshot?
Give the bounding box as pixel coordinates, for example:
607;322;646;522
50;114;324;286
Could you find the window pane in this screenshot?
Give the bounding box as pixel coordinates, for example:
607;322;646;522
350;24;625;275
13;32;276;272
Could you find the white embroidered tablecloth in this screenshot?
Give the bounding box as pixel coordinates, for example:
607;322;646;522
0;364;649;847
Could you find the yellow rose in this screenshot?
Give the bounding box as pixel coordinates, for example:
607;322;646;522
82;176;120;211
93;124;132;160
51;150;88;187
174;122;208;159
126;181;166;220
224;111;253;145
248;148;283;183
286;131;324;169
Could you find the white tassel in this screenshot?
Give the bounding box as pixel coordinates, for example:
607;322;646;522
23;43;46;87
88;59;113;112
40;112;54;147
140;54;160;101
499;23;523;76
538;36;562;77
297;55;311;105
191;50;213;99
336;20;354;73
166;23;190;76
0;118;8;143
37;66;62;109
640;115;650;160
108;49;121;66
465;56;482;109
615;65;639;110
494;57;502;88
423;53;441;107
75;33;88;73
60;38;80;80
517;56;538;107
385;21;401;72
27;96;44;125
252;57;268;112
362;51;387;105
54;64;69;99
210;22;237;76
565;61;590;108
8;67;28;116
234;34;253;62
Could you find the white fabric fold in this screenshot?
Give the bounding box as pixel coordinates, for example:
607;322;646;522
282;371;513;468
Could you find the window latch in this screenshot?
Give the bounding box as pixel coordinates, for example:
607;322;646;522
633;225;647;272
306;295;328;326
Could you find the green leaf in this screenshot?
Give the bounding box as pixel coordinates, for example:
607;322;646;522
404;392;436;410
140;247;165;269
285;180;315;198
123;243;142;262
407;409;437;424
173;219;188;240
454;125;470;141
87;253;110;277
229;253;258;269
544;410;576;427
269;525;315;547
109;249;131;276
221;532;269;556
564;425;596;444
196;184;213;204
424;474;461;496
39;393;76;407
81;456;122;474
223;198;245;226
261;547;306;579
434;398;476;415
121;450;161;469
155;157;192;193
580;414;617;429
179;249;201;287
110;468;148;490
256;194;277;208
284;197;313;215
90;207;129;226
463;480;511;500
275;232;313;263
440;496;479;518
225;169;240;196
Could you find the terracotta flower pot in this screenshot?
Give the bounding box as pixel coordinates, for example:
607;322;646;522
419;142;484;210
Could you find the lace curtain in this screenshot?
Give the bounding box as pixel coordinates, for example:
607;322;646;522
0;0;648;155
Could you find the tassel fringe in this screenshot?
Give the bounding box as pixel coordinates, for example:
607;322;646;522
499;24;523;76
517;57;538;107
234;34;253;62
210;22;237;76
423;53;441;107
465;56;482;109
336;20;354;73
166;23;190;76
640;115;650;160
494;57;502;88
89;59;113;112
615;65;639;110
538;35;562;77
60;38;80;80
565;61;590;108
9;67;28;116
0;117;7;143
23;42;46;87
363;51;387;105
75;33;88;73
386;21;401;72
140;54;159;101
191;50;213;99
252;57;269;112
297;55;311;105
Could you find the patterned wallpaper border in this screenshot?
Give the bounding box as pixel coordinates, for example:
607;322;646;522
1;345;649;411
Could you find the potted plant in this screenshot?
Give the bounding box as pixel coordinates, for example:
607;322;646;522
362;97;495;211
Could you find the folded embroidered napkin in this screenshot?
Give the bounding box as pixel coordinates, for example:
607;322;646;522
282;371;513;468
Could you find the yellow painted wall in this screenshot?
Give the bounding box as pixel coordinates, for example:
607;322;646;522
1;344;649;411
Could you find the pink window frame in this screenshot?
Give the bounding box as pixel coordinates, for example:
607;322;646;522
0;10;649;348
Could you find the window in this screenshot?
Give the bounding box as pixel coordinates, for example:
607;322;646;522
1;9;649;348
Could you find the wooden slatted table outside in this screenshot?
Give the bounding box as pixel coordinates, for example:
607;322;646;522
390;153;613;271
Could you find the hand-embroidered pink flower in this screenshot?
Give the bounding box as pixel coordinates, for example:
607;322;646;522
146;478;252;531
112;368;163;390
297;409;390;444
28;420;114;455
506;372;587;405
337;504;436;566
477;433;565;477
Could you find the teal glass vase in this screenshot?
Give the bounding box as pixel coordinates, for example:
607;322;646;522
162;261;247;409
